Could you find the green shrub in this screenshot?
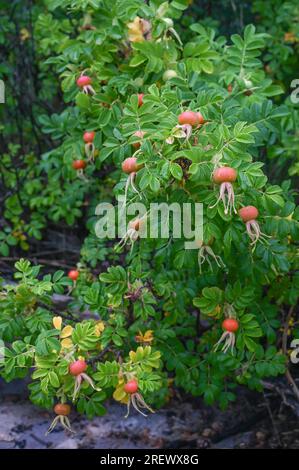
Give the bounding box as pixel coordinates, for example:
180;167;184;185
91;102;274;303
0;0;298;430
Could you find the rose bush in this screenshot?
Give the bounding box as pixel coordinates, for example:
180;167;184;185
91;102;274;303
0;0;298;430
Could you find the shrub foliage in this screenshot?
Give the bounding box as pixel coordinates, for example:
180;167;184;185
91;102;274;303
0;0;298;421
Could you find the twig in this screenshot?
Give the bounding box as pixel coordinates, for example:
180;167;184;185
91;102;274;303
87;347;111;365
30;433;51;448
0;257;74;269
37;300;81;324
285;370;299;402
262;391;283;447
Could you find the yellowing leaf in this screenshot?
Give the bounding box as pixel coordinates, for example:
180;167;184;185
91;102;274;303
119;396;129;404
53;316;62;330
128;17;144;43
107;294;122;308
144;330;154;342
135;329;154;344
284;32;297;43
113;385;128;403
127;17;151;43
129;350;136;361
20;28;30;41
61;338;73;349
95;321;105;337
207;305;222;318
60;325;73;338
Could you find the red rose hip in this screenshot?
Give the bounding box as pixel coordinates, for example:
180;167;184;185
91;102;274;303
72;160;86;170
210;167;237;215
54;403;71;416
196;111;205;125
77;75;92;88
68;269;79;281
222;318;239;333
124;379;138;394
122;157;141;174
239;206;259;223
69;360;87;376
83;131;95;143
178;111;199;127
213;167;237;184
137;93;144;107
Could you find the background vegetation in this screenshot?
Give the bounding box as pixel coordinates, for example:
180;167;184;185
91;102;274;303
0;0;298;426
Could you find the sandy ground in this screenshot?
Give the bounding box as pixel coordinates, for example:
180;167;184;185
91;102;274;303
1;378;299;449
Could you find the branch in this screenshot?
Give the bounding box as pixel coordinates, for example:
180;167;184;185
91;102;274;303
37;300;82;324
87;347;112;365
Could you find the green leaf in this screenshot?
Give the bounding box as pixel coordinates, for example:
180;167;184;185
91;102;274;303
48;371;60;388
72;322;99;351
170;163;183;180
35;331;61;356
193;287;223;314
76;93;90;109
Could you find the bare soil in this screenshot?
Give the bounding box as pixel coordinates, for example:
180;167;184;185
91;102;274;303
1;377;299;449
